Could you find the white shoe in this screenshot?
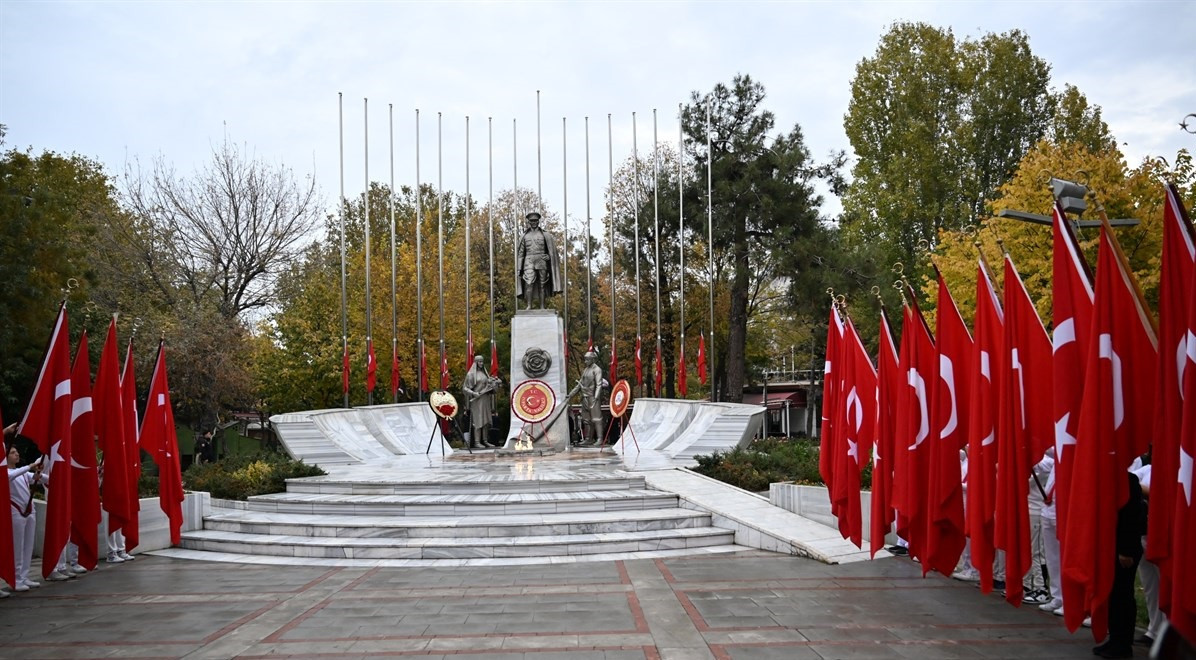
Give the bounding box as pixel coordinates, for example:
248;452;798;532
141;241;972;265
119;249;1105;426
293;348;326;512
1039;598;1063;612
0;589;9;598
47;570;71;582
106;553;125;564
13;583;28;592
69;564;87;575
118;551;134;561
951;568;979;582
1052;606;1064;617
1082;616;1092;628
21;579;41;588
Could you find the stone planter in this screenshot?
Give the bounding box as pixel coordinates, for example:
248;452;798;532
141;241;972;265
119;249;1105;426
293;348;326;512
33;491;211;558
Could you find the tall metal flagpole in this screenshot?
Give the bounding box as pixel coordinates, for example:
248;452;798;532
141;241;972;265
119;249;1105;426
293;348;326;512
389;103;398;403
633;112;642;397
339;93;349;408
607;113;615;377
652;109;662;397
488;118;495;364
415;109;424;402
364;98;373;406
584;116;592;345
437;112;446;389
465;116;471;367
513;118;519;310
677;103;685;398
562;117;569;357
706;101;715;401
536;91;543;210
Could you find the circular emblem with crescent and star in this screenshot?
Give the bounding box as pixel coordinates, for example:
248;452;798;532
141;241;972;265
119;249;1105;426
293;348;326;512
609;379;632;418
511;379;556;423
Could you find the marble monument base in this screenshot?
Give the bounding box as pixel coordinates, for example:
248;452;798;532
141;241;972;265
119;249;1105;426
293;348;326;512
506;309;569;452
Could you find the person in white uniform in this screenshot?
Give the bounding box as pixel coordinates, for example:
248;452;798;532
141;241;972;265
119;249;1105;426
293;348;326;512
7;443;44;592
1039;450;1063;613
1132;462;1167;645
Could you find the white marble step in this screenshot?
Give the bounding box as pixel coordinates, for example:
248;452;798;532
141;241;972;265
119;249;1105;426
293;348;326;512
180;526;736;559
245;489;680;516
150;543;753;567
284;475;647;495
202;507;712;538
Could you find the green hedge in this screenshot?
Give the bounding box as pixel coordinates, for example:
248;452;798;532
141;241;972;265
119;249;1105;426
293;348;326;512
692;437;872;493
183;452;325;501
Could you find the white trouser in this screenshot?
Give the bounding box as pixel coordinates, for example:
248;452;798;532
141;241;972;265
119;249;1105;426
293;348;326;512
107;529;126;555
1042;515;1061;602
1138;537;1168;638
1022;513;1045;590
11;510;36;586
57;541;79;571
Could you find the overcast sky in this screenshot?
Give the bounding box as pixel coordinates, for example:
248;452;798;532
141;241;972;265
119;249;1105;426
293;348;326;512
2;1;1194;228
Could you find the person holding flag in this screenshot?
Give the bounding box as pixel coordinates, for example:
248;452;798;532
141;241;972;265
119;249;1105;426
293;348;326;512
6;431;44;592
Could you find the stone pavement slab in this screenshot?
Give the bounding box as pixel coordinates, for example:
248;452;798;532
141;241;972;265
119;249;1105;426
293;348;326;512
0;551;1117;659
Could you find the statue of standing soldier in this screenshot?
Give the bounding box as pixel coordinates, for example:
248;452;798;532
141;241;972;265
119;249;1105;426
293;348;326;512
516;212;563;309
462;355;502;448
577;351;604;445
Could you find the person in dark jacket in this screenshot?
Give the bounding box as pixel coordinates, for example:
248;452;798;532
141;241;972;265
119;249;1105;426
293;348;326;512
1094;471;1146;659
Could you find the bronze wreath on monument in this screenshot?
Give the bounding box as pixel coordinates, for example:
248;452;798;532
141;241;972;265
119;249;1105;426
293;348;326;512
521;347;552;378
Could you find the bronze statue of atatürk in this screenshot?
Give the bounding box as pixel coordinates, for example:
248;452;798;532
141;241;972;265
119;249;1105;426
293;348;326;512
515;212;563;309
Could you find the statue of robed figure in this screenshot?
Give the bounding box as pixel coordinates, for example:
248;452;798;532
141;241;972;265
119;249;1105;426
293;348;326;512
516;212;563;309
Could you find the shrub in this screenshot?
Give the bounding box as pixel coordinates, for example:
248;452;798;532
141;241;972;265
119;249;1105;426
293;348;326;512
183;451;325;500
692;437;872;493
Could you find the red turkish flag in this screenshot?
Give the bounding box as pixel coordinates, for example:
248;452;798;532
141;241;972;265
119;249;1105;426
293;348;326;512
120;339;140;551
968;260;1004;592
1062;226;1157;638
610;337;619;386
893;292;935;562
490;342;500;378
995;255;1054;606
1052;202;1094;548
924;269;973;578
635;336;644;387
832;318;876;549
365;339;377;393
95;319;132;538
697;333;707;386
870;308;901;558
391;342;402;400
654;342;663;397
1170;241;1196;642
465;330;474;375
1146;184;1194;609
677;337;687;397
820;305;846;497
342;344;350;395
419;341;429;392
69;331;101;570
140;342;184;545
18;302;73;579
0;409;15;588
440;348;450;389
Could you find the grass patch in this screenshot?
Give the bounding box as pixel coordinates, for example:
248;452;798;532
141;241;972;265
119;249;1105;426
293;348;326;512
182;451;326;501
692;436;870;493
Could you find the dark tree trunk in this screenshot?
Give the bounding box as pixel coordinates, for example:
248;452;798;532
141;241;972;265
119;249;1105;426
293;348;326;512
723;223;749;402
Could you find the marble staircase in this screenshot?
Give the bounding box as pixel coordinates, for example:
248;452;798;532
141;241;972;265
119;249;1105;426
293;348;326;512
175;469;743;565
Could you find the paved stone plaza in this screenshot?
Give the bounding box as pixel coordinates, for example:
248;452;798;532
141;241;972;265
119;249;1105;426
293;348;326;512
0;550;1111;659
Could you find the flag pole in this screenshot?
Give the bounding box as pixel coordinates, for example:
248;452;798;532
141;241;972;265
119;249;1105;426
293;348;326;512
415;109;424;402
653;108;662;397
633;112;642;396
364;98;373;406
488;117;496;371
465;115;472;369
536;90;543;211
338;93;349;408
513;118;519;311
389;103;399;402
608;112;616;377
706;101;715;401
562;117;570;360
585;116;593;346
437;112;446;389
678;103;685;398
